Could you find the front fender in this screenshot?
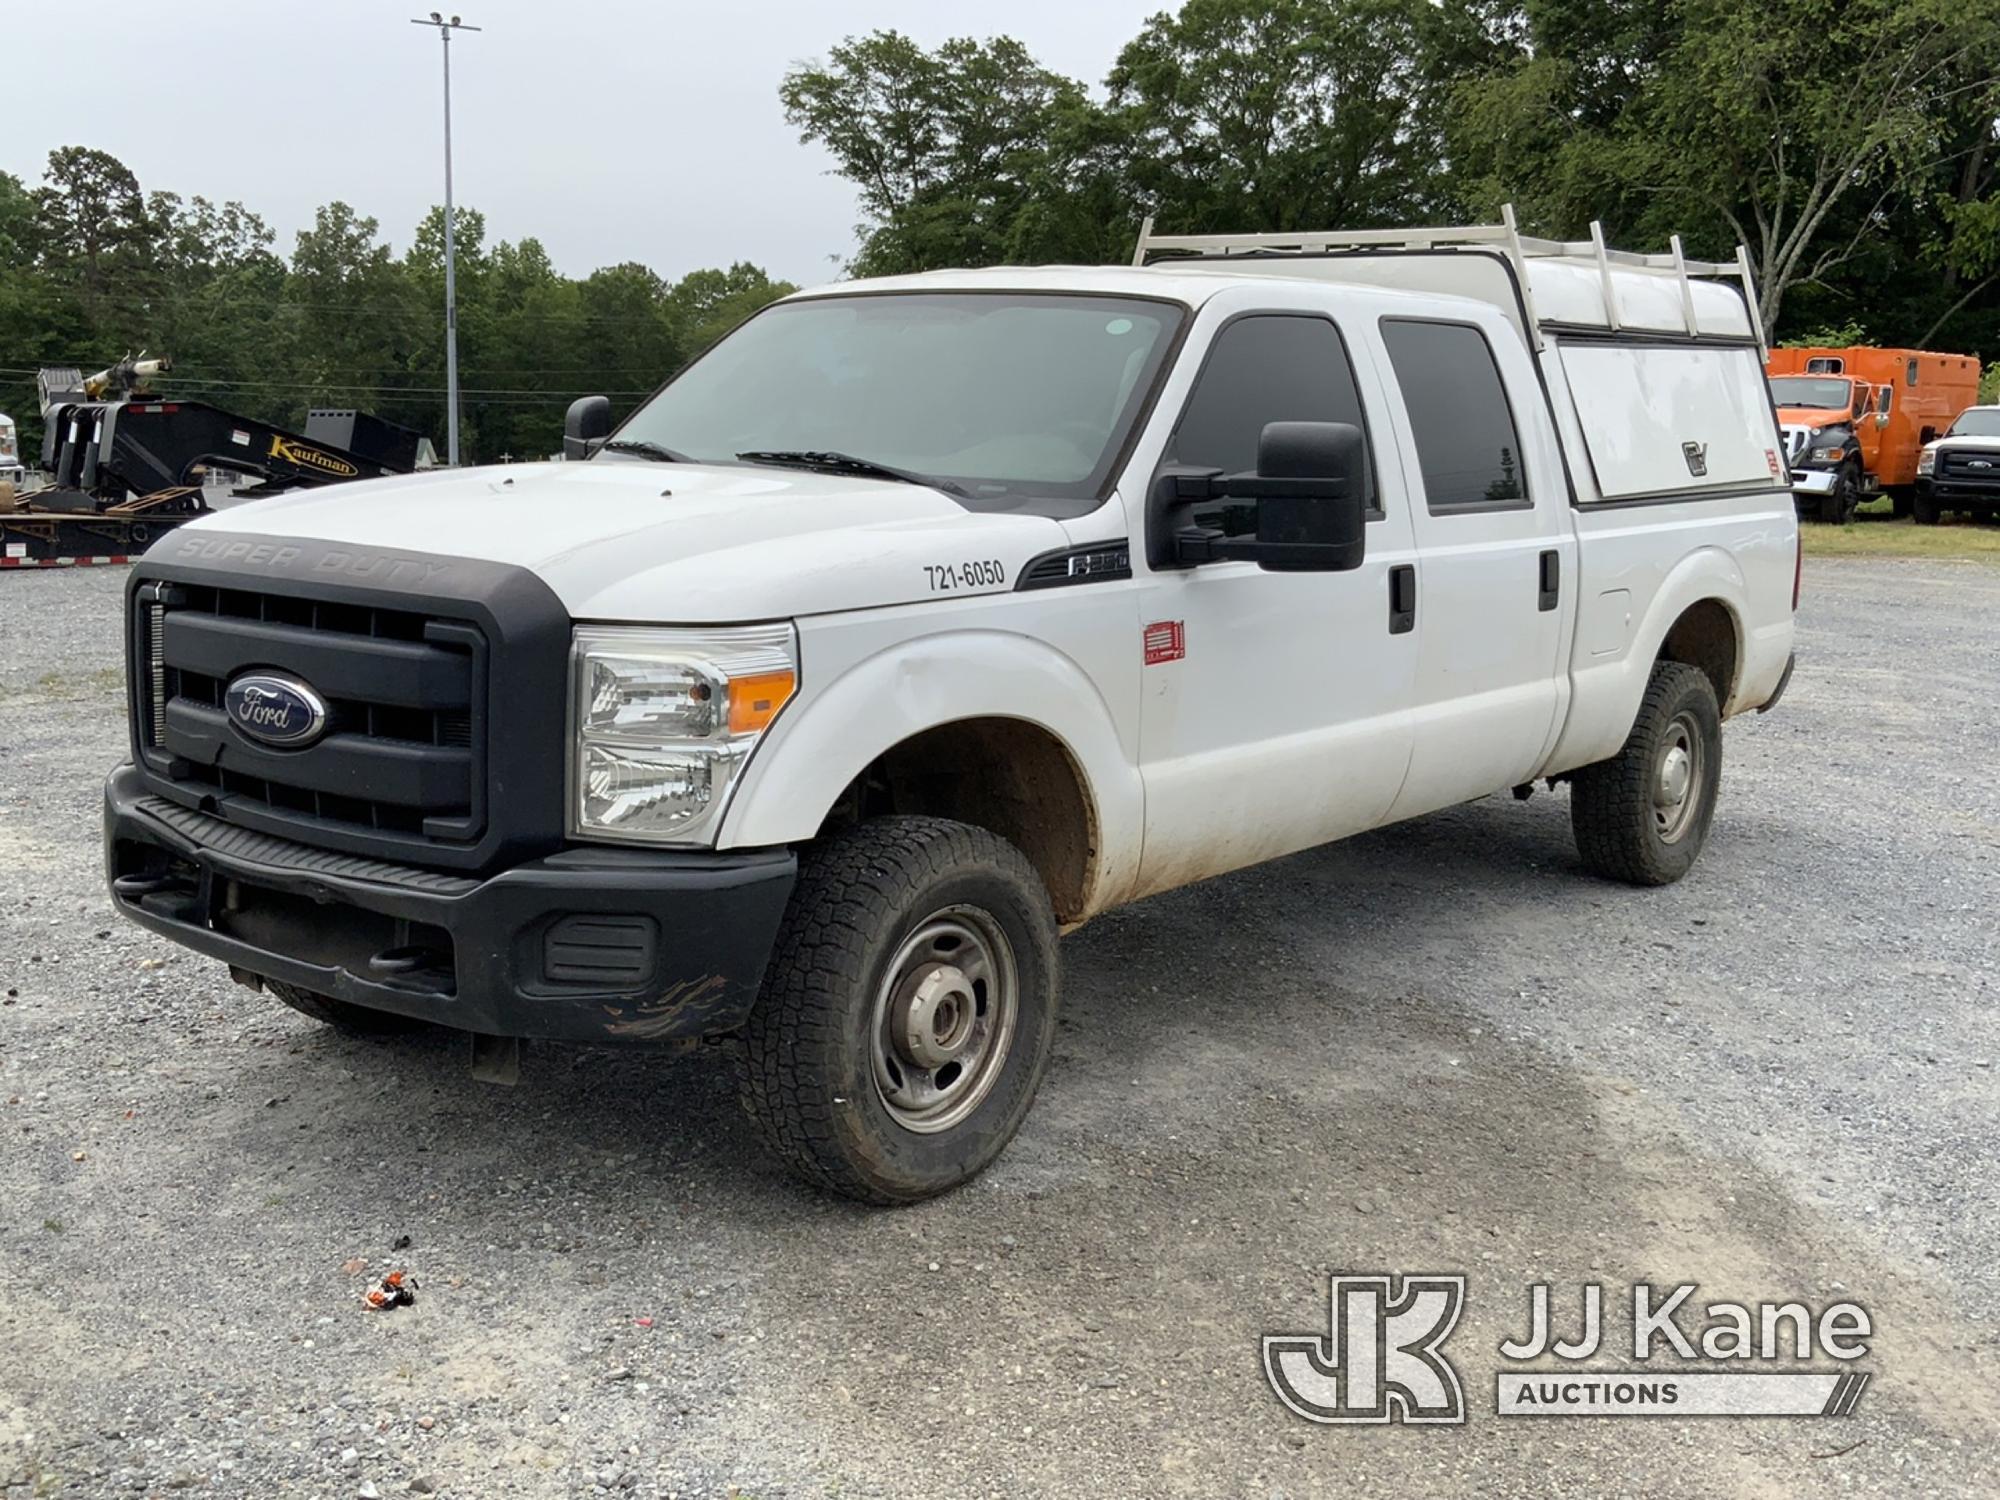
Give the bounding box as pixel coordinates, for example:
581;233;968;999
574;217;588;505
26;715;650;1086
717;627;1142;917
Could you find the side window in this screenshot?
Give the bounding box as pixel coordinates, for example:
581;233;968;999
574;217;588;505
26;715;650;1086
1906;358;1919;386
1878;384;1893;417
1379;319;1528;511
1852;384;1871;417
1166;314;1379;521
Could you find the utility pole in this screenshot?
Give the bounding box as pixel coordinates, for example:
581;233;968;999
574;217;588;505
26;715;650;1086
410;12;480;466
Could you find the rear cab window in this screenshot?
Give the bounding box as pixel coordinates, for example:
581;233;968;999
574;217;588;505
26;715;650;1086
1379;319;1528;512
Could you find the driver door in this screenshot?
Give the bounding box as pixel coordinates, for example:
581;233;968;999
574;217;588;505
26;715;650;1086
1132;303;1418;898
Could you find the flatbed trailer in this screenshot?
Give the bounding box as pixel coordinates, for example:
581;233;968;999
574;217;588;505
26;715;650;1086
1;486;205;568
4;356;425;571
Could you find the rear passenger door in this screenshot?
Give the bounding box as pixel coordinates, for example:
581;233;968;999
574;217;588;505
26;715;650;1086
1373;316;1573;821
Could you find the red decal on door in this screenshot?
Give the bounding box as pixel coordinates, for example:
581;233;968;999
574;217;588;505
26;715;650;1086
1765;448;1782;476
1143;620;1186;665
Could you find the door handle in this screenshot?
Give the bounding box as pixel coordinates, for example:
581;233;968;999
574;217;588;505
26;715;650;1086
1538;549;1560;612
1389;563;1416;635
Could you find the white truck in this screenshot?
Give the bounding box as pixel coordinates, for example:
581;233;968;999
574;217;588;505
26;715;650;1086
105;214;1799;1202
1915;404;2000;523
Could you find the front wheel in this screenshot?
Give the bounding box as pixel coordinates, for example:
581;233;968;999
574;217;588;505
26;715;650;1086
1817;462;1859;524
1570;661;1723;886
738;817;1060;1204
1912;490;1942;525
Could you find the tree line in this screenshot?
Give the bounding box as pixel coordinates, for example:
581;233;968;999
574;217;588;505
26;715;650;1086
782;0;2000;364
0;147;794;463
6;0;1999;469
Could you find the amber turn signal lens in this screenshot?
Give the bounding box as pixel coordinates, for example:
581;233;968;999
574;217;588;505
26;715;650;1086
727;670;796;734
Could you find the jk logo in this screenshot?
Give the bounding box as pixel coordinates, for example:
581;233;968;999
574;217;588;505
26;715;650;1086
1263;1274;1467;1424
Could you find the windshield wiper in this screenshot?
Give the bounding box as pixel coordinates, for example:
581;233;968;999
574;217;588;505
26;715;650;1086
599;438;691;463
736;449;968;498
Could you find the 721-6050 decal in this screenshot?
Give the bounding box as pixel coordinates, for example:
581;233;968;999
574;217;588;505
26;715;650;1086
925;559;1006;591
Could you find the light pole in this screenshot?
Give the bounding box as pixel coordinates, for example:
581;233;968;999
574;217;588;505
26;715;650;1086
410;11;480;467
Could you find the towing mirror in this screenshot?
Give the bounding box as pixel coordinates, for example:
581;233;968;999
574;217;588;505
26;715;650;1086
563;395;613;459
1238;422;1367;572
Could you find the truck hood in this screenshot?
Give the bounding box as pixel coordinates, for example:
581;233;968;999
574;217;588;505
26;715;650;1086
1928;433;2000;454
1774;408;1849;429
176;460;1076;620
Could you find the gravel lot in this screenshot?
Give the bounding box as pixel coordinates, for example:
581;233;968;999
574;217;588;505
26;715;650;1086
3;558;1997;1498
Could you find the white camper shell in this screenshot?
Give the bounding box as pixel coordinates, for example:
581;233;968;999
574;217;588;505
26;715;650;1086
106;212;1799;1203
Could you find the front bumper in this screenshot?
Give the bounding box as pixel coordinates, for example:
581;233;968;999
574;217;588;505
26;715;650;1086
105;763;796;1043
1790;469;1840;496
1918;476;2000;507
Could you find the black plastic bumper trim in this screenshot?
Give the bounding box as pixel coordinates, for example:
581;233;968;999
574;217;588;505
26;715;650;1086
105;764;795;1043
1757;652;1796;715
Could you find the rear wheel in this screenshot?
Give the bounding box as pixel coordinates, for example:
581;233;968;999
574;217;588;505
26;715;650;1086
738;817;1060;1204
1888;487;1915;519
267;980;428;1034
1571;661;1722;886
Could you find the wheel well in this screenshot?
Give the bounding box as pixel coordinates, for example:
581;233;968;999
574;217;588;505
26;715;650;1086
819;718;1097;923
1658;599;1739;710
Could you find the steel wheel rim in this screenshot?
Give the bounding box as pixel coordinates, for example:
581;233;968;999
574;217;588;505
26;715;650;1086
1652;710;1704;844
871;905;1018;1135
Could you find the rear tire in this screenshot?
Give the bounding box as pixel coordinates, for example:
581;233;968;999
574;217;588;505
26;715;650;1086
1888;487;1915;519
738;816;1060;1204
267;980;429;1034
1912;491;1942;526
1571;661;1722;886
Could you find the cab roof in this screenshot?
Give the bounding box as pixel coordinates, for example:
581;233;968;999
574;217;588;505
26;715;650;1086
794;263;1471;313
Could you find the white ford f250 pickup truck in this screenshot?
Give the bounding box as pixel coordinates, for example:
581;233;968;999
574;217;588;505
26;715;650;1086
106;213;1799;1202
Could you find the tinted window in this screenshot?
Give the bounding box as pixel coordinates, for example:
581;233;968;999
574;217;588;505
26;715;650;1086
1380;320;1527;511
1166;315;1376;516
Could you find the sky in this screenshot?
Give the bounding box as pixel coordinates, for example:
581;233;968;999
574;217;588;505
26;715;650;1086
5;0;1166;289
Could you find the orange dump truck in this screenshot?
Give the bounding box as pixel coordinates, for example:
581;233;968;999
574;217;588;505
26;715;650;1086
1765;347;1980;522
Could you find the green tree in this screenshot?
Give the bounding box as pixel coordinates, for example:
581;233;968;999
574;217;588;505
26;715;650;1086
1452;0;2000;334
31;146;155;323
781;31;1095;273
1109;0;1471;234
665;262;798;353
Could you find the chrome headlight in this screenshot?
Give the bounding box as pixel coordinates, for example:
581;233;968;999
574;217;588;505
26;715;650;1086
568;623;797;845
1917;447;1936;476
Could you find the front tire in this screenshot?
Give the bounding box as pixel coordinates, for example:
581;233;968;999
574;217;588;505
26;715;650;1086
1817;462;1859;524
1912;490;1942;525
738;817;1060;1204
1571;661;1723;886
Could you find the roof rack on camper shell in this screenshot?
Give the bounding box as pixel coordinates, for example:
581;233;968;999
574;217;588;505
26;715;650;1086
1130;204;1767;354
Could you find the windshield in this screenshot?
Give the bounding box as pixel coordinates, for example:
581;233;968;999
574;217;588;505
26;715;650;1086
607;292;1184;511
1948;408;2000;438
1769;376;1854;411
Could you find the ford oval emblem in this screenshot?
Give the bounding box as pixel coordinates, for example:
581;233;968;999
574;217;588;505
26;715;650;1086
224;673;329;748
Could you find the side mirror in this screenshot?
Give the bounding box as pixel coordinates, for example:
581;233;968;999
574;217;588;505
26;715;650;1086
1151;421;1368;572
563;395;612;459
1242;422;1367;572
